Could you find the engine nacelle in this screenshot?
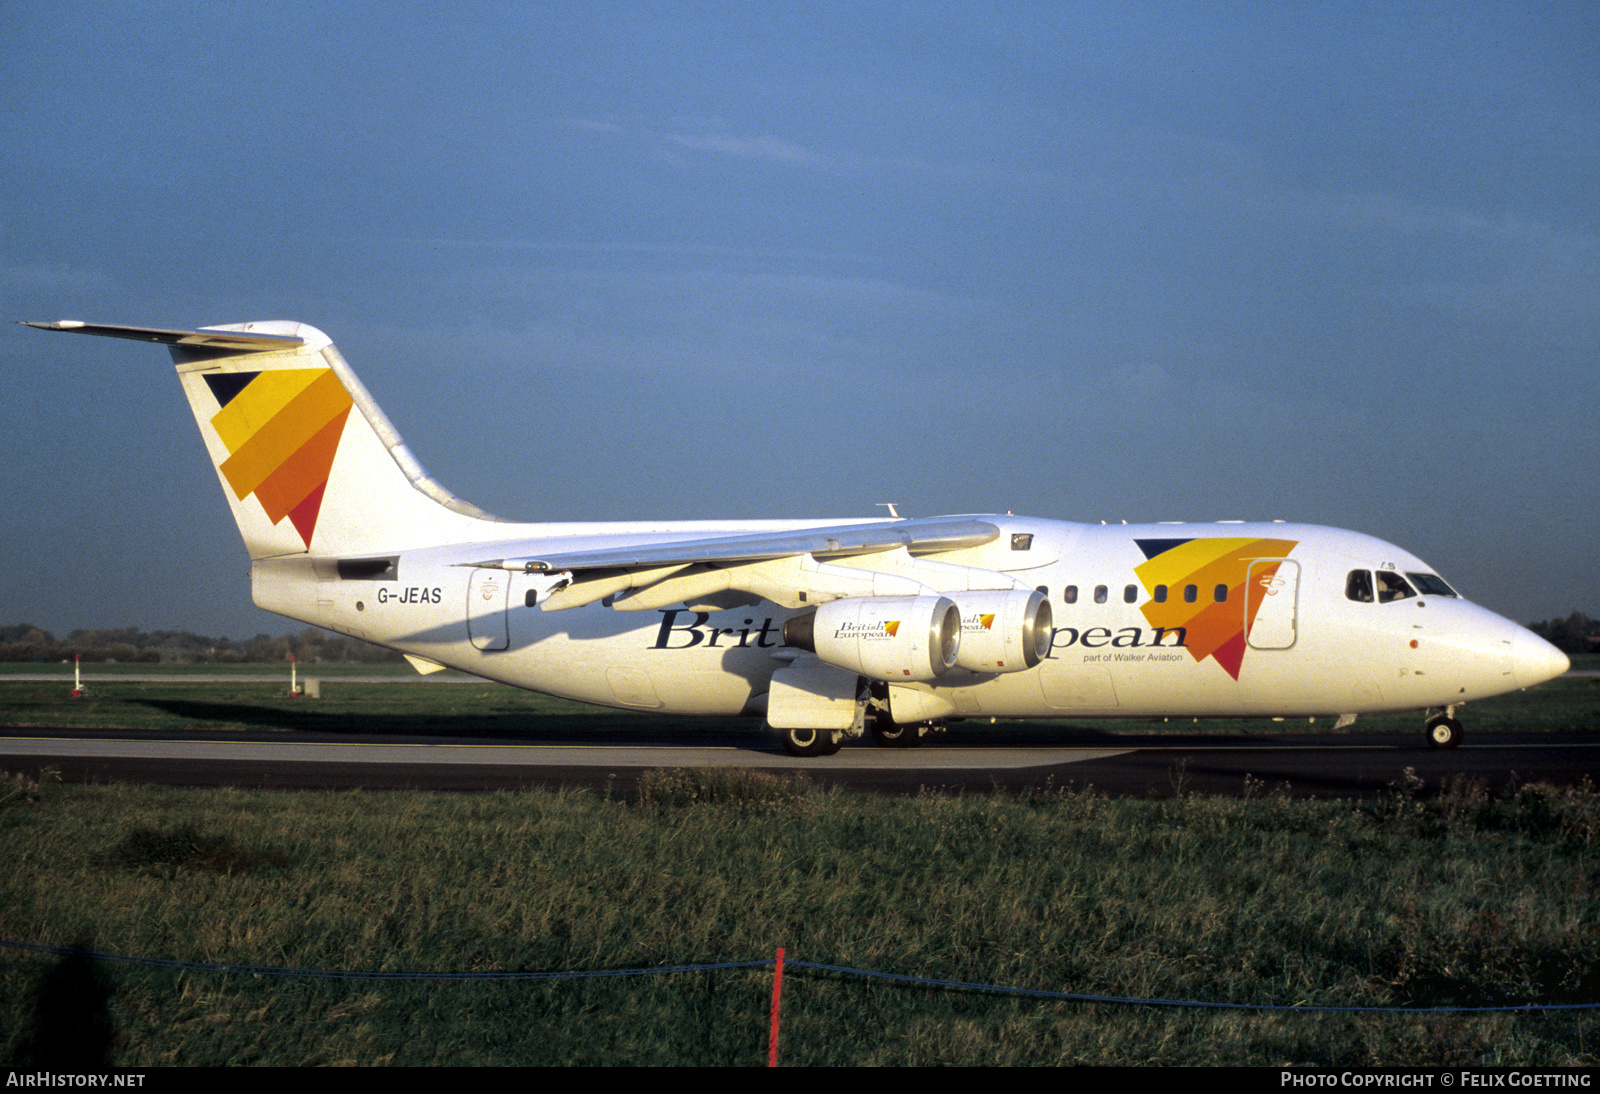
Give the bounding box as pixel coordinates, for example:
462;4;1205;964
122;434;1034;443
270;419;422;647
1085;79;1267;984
783;595;961;682
950;588;1053;673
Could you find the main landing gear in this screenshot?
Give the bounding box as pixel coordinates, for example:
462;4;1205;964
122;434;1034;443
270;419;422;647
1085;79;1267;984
776;674;947;757
869;711;932;748
1425;707;1463;750
780;725;843;757
780;709;941;757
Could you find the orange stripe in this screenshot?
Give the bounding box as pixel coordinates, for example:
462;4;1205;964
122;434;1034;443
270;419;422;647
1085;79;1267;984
219;371;353;499
1174;596;1244;661
252;407;351;523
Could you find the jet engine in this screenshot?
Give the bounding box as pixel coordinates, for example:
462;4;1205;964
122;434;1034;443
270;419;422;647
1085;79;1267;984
782;594;960;682
949;588;1053;673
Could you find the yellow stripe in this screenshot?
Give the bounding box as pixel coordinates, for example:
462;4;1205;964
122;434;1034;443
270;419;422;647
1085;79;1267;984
1134;537;1250;588
210;369;328;451
218;371;353;500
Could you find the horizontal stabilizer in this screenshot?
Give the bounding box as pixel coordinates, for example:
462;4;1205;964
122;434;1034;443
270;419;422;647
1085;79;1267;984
21;320;307;351
25;317;500;557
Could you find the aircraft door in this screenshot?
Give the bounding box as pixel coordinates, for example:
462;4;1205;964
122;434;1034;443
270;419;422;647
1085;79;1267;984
1247;559;1299;649
467;568;510;650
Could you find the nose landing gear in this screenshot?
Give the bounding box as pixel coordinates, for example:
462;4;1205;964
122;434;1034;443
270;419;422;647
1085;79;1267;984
1425;707;1463;750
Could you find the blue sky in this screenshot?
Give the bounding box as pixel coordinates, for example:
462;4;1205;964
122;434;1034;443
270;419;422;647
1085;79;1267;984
3;1;1595;638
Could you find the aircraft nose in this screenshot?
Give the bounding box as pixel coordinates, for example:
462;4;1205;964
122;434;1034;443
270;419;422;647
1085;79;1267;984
1509;626;1570;688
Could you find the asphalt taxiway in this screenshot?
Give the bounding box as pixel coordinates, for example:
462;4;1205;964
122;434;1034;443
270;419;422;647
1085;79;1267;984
2;726;1595;797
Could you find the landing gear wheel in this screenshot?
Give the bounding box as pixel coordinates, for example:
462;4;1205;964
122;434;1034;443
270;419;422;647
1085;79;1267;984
782;726;840;757
1426;716;1463;750
870;714;923;748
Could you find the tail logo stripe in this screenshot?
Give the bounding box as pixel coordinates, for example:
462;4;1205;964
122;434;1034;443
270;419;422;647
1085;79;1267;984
211;368;328;450
207;367;355;548
217;371;353;498
251;407;352;523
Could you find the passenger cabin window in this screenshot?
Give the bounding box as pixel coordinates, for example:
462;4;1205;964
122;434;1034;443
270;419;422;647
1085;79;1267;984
1214;584;1228;603
1183;584;1198;604
1123;585;1138;604
1063;585;1078;605
1407;572;1458;597
1346;570;1374;603
1094;585;1108;604
1376;571;1417;603
1035;585;1048;598
1153;585;1168;603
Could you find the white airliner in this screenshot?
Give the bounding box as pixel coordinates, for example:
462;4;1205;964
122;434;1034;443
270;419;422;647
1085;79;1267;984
26;319;1570;754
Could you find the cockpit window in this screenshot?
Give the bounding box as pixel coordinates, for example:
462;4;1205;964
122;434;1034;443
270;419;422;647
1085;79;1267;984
1345;570;1373;603
1407;572;1457;598
1376;571;1416;603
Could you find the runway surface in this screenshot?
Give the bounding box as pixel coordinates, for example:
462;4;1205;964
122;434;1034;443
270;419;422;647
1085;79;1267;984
3;726;1595;797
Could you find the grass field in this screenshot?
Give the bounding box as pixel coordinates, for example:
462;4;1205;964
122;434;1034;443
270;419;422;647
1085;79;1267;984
2;768;1599;1066
2;663;1597;1065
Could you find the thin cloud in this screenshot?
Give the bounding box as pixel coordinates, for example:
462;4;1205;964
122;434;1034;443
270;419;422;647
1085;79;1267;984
562;115;1049;185
554;117;629;136
664;131;833;167
374;236;880;267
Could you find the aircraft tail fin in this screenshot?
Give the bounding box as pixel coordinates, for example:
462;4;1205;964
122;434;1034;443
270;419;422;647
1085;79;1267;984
23;320;503;559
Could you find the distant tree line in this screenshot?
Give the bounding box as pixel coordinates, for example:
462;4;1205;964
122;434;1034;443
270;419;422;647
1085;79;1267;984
1529;613;1600;656
0;624;406;664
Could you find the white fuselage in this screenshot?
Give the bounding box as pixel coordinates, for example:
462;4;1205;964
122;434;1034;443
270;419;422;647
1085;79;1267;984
253;516;1560;724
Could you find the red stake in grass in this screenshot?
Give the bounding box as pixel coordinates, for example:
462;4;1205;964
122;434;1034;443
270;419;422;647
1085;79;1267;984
768;946;785;1067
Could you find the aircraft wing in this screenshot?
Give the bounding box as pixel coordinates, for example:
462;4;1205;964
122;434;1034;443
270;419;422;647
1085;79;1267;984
472;517;1011;612
483;516;999;573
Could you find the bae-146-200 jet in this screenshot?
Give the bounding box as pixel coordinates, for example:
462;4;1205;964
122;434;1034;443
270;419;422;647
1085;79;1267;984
25;319;1570;755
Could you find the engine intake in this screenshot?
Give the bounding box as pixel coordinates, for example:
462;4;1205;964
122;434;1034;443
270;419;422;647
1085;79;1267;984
950;588;1053;672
